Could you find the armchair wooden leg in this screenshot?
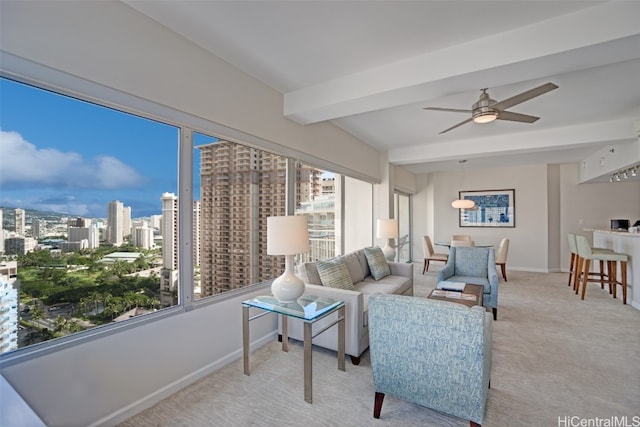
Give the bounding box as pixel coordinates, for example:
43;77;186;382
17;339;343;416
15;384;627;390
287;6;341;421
492;307;497;321
350;355;361;365
470;422;481;427
373;392;385;419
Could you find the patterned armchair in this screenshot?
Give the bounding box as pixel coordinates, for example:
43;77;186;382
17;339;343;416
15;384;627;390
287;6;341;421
368;293;492;426
438;246;499;320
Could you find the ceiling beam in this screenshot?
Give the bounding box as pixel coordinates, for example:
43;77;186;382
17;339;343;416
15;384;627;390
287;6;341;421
388;118;637;165
284;2;640;125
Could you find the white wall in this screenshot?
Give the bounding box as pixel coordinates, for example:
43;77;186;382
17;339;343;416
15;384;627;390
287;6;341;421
411;163;640;273
560;163;640;271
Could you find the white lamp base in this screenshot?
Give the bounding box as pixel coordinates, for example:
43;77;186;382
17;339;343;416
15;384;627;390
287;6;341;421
381;241;396;262
272;256;305;303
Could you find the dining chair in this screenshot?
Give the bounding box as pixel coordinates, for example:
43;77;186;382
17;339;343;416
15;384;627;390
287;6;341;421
452;234;472;242
421;235;449;273
495;238;509;281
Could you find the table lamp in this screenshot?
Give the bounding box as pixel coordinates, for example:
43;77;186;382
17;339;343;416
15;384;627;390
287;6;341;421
376;218;398;261
267;215;310;303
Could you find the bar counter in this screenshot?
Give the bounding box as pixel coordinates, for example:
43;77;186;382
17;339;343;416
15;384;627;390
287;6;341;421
592;230;640;311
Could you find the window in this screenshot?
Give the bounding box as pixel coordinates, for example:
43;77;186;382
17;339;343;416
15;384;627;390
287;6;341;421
394;192;412;262
193;133;288;300
0;77;179;352
295;165;373;261
0;75;378;356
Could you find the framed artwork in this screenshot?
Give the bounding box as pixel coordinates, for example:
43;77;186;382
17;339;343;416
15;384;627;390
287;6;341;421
459;189;515;227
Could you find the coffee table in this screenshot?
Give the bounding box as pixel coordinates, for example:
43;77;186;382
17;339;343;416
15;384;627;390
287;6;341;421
428;283;484;308
242;294;345;403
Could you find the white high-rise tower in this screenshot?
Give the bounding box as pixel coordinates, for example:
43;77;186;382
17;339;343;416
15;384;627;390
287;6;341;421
107;200;124;246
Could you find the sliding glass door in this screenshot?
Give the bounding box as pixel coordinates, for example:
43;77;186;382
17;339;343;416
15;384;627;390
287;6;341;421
394;191;412;263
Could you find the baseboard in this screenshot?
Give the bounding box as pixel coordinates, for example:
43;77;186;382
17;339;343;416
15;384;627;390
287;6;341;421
91;332;277;427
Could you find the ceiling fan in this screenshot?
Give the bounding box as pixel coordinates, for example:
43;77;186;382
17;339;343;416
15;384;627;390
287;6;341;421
424;82;558;134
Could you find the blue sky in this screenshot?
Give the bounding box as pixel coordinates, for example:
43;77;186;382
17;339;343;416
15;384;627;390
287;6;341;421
0;77;207;218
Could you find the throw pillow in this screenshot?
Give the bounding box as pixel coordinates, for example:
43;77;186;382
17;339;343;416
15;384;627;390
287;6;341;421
316;259;355;290
364;246;391;280
301;262;322;285
341;252;366;283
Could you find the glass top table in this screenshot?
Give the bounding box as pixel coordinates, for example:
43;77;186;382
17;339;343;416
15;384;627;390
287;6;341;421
242;294;344;320
242;294;345;403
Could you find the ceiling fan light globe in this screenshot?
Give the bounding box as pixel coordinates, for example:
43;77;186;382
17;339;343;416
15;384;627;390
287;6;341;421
473;113;498;124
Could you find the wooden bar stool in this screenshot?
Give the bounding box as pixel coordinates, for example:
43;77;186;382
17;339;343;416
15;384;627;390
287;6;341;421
574;234;629;304
567;234;612;290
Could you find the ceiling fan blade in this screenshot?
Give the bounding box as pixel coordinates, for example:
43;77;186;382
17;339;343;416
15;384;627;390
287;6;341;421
497;111;540;123
439;117;473;134
491;82;558;111
423;107;472;114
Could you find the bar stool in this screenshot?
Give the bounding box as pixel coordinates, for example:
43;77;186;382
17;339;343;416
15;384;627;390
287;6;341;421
567;233;612;290
574;234;629;304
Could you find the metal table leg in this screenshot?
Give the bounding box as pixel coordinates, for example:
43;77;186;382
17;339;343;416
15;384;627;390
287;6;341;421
242;305;250;376
304;321;312;403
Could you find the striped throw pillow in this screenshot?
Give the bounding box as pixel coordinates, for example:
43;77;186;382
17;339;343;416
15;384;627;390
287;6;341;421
316;259;355;290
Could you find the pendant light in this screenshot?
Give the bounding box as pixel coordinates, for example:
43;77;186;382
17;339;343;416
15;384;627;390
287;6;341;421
452;160;475;209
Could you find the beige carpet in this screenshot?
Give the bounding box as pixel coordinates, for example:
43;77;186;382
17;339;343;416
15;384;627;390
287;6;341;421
120;266;640;426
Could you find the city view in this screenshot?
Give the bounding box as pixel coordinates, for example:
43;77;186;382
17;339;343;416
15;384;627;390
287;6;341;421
0;76;348;354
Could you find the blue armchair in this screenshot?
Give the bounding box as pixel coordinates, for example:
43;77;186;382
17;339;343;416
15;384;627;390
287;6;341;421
438;246;499;320
368;293;492;426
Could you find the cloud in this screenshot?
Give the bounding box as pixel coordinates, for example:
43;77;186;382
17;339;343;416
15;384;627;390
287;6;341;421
0;130;147;189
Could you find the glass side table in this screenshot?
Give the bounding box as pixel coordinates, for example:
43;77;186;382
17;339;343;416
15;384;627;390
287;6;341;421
242;294;345;403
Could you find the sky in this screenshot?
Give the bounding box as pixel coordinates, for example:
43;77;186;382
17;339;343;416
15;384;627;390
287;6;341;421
0;77;207;218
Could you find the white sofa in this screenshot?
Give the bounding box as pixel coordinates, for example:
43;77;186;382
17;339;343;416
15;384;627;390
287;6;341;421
278;248;413;364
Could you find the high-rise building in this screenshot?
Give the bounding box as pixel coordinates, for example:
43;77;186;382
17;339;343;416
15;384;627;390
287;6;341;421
107;200;124;246
32;219;45;239
4;237;37;255
160;193;178;306
192;200;201;268
0;263;19;354
14;208;25;236
197;141;321;297
133;226;154;249
149;215;162;229
123;206;132;238
68;225;99;249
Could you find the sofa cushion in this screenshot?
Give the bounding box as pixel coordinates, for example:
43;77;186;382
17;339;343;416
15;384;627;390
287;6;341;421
364;247;391;280
316;259;355;290
354;249;371;278
341;252;366;283
300;262;322;285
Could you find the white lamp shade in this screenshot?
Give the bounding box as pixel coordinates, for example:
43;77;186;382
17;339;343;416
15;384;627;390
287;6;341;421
267;216;310;255
376;219;398;239
452;199;475;209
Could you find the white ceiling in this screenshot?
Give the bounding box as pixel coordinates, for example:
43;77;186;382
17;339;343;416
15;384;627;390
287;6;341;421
125;0;640;176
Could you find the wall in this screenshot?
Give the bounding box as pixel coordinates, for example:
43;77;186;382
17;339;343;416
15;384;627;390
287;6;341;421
412;163;640;273
413;164;551;272
559;163;640;272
